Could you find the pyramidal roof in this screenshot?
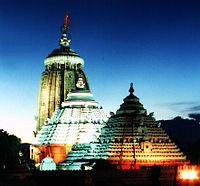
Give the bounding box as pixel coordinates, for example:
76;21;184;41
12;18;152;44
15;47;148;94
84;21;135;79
35;84;108;146
34;77;107;161
36;17;90;132
61;84;188;170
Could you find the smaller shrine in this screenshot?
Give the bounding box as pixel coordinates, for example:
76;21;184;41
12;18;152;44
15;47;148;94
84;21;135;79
40;156;56;171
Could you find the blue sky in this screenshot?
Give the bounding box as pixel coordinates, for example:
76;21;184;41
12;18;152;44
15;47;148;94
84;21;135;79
0;0;200;142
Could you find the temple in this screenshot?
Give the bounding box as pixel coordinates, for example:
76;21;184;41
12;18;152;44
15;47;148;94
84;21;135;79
60;84;188;170
36;15;90;132
32;14;189;170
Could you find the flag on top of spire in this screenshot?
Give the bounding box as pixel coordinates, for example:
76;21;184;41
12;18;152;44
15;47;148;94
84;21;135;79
60;12;72;45
64;12;71;26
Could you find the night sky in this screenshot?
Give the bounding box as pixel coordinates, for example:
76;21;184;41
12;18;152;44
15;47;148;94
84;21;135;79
0;0;200;142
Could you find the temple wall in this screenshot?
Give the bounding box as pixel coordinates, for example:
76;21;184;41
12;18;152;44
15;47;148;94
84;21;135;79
64;69;76;100
36;68;90;132
55;70;63;107
31;144;75;164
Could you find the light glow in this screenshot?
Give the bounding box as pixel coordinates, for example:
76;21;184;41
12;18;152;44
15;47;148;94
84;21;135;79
178;165;199;180
180;170;198;180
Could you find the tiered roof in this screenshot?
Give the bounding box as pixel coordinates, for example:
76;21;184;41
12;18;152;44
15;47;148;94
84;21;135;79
33;77;108;164
35;88;108;146
36;15;89;132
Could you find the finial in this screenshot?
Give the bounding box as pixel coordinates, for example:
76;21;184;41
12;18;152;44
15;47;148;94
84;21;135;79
59;12;72;47
129;83;134;95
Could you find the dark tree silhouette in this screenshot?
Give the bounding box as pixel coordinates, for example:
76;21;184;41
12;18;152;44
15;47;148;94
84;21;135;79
189;113;200;121
0;129;21;170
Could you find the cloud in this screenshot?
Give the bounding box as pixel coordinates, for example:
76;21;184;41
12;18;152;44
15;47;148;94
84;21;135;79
158;101;197;107
168;102;197;106
185;105;200;112
158;101;200;118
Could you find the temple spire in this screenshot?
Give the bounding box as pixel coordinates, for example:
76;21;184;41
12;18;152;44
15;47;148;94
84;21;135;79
59;12;71;47
129;83;134;95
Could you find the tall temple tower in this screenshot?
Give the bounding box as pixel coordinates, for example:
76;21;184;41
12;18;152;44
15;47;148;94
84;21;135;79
31;14;108;165
36;14;90;132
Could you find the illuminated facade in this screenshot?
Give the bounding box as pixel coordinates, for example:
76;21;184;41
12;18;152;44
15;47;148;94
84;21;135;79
32;15;189;170
36;26;90;132
62;84;188;170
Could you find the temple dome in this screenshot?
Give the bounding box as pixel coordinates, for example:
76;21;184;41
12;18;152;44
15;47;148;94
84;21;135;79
47;47;82;58
44;47;84;68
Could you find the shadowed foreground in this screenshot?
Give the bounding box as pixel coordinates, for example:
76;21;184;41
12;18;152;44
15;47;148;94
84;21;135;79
1;164;199;186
